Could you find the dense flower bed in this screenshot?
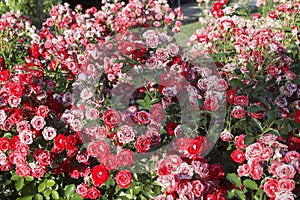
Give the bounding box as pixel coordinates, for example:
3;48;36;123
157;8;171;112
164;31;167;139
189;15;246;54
0;0;299;200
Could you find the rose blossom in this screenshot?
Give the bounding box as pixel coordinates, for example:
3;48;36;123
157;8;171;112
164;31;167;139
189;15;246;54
115;170;133;188
245;142;265;160
31;115;46;130
134;135;151;153
19;131;33;145
264;178;279;198
220;129;233;142
275;191;295;200
31;165;46;178
16;164;31;177
234;95;248;106
8;95;21;107
134;110;151;124
91;165;109;187
250;163;263;180
117;125;136;144
103;109;121;126
177;162;194;178
87;140;110;160
231;106;246;119
87;187;101;199
117;149;134;167
76;183;89;199
234;134;247;149
155;48;169;61
0;138;10;152
0;150;7;165
42;127;57;140
155;194;174;200
192;180;205;197
203;96;219;111
214;79;228;91
278;179;295;192
231;149;246;164
275;164;296;179
237;164;250;177
102;154;118;170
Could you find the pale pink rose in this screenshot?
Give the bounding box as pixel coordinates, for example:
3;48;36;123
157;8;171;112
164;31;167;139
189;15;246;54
278;179;295;192
214;79;228;91
146;35;159;48
155;48;169;61
259;146;274;161
167;43;180;56
19;132;33;145
0;150;7;165
200;67;213;77
0;110;7;124
87;140;110;161
162;86;178;97
245;142;265;161
70;119;84;131
31;116;46;130
275;191;296;200
197;78;209;90
237;164;250;177
117;125;136;144
259;134;278;144
8;152;26;166
191;160;209;178
8;95;21;107
275;164;296;179
157;174;178;192
176;162;194;178
284;151;300;163
220;129;234;142
291;158;300;174
166;155;182;168
42;127;57;140
85;108;100;120
76;153;90;163
80;88;93;100
16;121;31;134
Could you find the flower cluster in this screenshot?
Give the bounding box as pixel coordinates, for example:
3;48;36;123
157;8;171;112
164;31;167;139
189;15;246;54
155;154;227;200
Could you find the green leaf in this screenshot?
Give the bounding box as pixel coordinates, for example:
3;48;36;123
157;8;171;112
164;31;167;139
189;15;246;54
34;194;43;200
15;177;25;191
229;78;243;88
244;179;258;190
43;189;52;199
247;106;265;113
64;184;76;198
11;174;22;181
46;179;56;187
16;196;33;200
70;193;83;200
25;176;34;182
244;135;255;145
226;190;235;199
38;182;47;193
51;190;59;199
226;173;242;187
234;189;246;200
250;118;263;131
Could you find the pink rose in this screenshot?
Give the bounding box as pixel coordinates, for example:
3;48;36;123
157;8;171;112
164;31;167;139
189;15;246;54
245;142;265;161
264;178;279;198
0;150;7;165
237;164;250;177
87;140;110;161
115;170;133;188
275;164;296;179
278;179;295;192
117;149;134;167
0;110;7;125
31;115;46;130
16;164;31;177
284;151;300;163
220;129;233;142
167;43;180;56
155;48;169;61
76;183;89;199
214;79;228;91
31;165;46;178
231;149;246;164
134;110;151;125
134;135;151;153
176;162;194;178
103;109;121;126
234;95;248;106
117;125;136;144
102;154;118;170
42;127;57;140
204;96;219;111
8;95;21;107
250;163;263;180
275;191;296;200
192;180;205;197
87;187;101;199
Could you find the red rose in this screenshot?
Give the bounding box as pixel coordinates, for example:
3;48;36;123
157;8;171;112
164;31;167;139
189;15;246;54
115;170;133;188
286;136;300;151
0;138;10;152
294;110;300;124
226;89;236;104
134;135;151;154
213;1;223;10
134;110;151;125
0;70;10;82
117;149;134;167
231;106;246;119
188;138;203;155
208;163;224;180
103;109;121;126
230;149;246;164
247;102;266;119
87;187;101;199
16;164;31;177
250;163;263;180
54;134;66;149
234;96;248;106
91;165;109;187
234;134;247;149
166;122;178;136
268;11;277;19
263;178;279;198
204;96;219;111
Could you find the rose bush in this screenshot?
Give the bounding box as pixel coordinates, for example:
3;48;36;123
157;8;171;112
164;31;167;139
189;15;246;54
0;0;299;199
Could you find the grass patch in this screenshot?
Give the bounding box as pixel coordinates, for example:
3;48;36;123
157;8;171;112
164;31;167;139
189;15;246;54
179;21;202;37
